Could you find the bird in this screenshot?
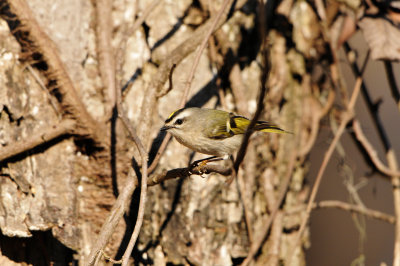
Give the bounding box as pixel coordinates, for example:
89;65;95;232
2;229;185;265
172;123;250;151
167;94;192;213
161;107;290;163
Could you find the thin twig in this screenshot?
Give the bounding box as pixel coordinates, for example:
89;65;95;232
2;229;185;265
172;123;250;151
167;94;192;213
353;120;400;177
344;44;389;150
388;150;400;266
241;150;297;266
238;2;284;264
95;0;116;114
101;250;122;264
345;43;400;265
230;0;272;246
3;0;109;148
137;0;236;143
288;75;363;264
88;66;149;266
383;60;400;112
156;64;177;98
148;0;232;172
26;65;61;116
115;0;160;80
88;100;148;266
386;61;400;265
286;200;396;224
117;92;148;266
87;168;139;266
147;62;177;173
148;134;171;173
237;168;254;243
315;200;396;224
148;163;232;185
179;0;232;106
87;161;231;264
234;0;272;173
0;119;76;163
124;0;161;45
259;211;283;265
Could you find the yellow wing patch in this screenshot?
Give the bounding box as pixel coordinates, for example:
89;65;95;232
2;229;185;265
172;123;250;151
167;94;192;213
229;115;290;134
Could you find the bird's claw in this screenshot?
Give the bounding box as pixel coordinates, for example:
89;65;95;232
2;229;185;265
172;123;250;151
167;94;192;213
189;161;208;177
190;159;208;169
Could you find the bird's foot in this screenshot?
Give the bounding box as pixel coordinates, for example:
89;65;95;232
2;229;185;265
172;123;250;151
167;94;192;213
190;156;219;168
189;156;223;176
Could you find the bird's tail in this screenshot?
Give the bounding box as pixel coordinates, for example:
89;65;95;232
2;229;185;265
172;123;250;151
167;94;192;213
255;121;292;134
229;115;292;134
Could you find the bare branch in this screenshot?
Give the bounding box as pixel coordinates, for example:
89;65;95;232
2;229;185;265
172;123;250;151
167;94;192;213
148;0;235;172
345;44;400;265
313;200;396;224
344;43;390;150
0;119;76;163
156;63;177;98
124;0;162;46
353;120;400;177
138;0;236;143
179;0;232;106
116;73;149;266
148;62;177;173
89;51;149;266
87;159;231;264
288;75;363;264
388;150;400;266
95;0;116;114
148;164;232;186
103;1;238;262
148;134;171;174
26;65;61;116
87;168;139;266
241;151;297;266
3;0;109;148
383;60;400;112
286;200;395;224
233;0;281;176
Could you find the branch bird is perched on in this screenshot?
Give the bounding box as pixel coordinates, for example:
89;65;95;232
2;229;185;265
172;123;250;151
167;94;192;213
161;107;290;162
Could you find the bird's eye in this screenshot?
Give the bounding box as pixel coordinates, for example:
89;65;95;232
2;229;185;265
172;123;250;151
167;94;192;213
175;118;184;125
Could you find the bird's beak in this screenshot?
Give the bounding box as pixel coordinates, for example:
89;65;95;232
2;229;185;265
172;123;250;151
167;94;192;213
161;125;173;131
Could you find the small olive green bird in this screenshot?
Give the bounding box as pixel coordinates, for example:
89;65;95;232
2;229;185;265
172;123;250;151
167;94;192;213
161;107;289;159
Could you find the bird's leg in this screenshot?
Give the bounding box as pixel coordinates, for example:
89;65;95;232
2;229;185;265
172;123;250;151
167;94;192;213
190;156;223;168
188;156;226;176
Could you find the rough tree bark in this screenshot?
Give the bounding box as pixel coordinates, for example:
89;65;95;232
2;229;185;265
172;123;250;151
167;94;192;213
0;0;399;265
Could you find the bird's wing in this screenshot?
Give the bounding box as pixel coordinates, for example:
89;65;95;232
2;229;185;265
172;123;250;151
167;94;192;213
206;113;290;139
207;122;234;139
231;116;289;134
205;113;234;139
228;116;248;134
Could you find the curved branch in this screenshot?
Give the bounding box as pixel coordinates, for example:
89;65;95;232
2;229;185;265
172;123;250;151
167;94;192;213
137;0;237;143
288;75;363;264
87;162;231;264
353;120;400;177
313;200;396;224
148;164;232;186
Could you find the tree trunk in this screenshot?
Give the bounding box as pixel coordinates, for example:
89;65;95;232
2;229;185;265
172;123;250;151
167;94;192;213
1;0;398;265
